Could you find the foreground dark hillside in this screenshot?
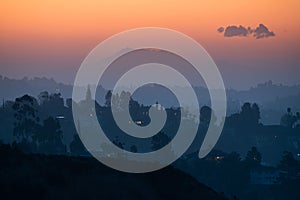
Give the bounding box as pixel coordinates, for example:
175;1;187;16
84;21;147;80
0;144;226;200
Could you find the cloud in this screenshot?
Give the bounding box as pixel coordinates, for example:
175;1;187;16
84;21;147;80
224;25;249;37
217;27;224;33
253;24;275;39
218;24;275;39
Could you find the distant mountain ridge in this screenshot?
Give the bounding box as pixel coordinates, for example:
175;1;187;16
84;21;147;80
1;76;299;101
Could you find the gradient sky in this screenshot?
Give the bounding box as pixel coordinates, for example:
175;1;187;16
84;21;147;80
0;0;299;89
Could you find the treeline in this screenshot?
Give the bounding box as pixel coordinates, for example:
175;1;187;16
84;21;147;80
175;147;300;200
0;89;299;156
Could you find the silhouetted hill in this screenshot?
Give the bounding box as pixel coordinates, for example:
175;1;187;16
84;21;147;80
0;145;226;200
0;76;107;104
227;80;300;103
0;76;72;100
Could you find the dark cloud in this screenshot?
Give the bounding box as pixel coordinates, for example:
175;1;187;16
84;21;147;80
253;24;275;39
224;25;249;37
219;24;275;39
217;27;224;33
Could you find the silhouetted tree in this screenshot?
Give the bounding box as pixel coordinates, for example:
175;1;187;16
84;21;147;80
12;138;36;153
38;91;49;105
278;151;299;177
245;146;262;167
241;102;251;118
151;132;170;151
86;84;92;102
119;91;131;111
200;106;212;125
280;107;298;128
66;98;72;108
12;95;40;142
105;90;112;107
70;134;87;156
295;112;300;128
130;145;138;153
251;103;260;125
240;102;260;127
37;117;65;154
49;93;64;108
112;137;125;149
225;113;240;127
39;92;65;116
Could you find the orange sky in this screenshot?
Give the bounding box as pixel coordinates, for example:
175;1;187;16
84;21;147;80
0;0;299;88
1;0;299;39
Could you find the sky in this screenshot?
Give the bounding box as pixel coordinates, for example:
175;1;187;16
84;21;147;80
0;0;299;89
